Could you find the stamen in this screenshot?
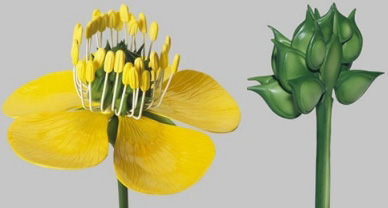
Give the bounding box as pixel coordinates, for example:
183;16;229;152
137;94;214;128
164;36;171;53
111;50;125;111
138;13;147;56
76;60;87;109
146;69;157;110
119;4;131;46
155;54;180;107
117;63;132;115
127;67;139;117
134;70;150;119
86;60;96;112
148;22;158;57
128;20;138;51
108;10;116;47
100;51;115;111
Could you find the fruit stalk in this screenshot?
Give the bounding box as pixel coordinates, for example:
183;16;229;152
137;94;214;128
315;94;333;208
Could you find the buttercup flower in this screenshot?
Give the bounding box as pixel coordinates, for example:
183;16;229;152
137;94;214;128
3;3;240;199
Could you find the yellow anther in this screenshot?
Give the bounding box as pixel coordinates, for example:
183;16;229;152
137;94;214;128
114;50;126;73
92;9;101;20
96;16;106;32
129;67;140;89
134;57;145;72
104;51;115;73
119;4;131;23
94;48;106;67
73;23;83;45
115;12;123;31
108;10;116;29
148;22;158;42
164;36;171;53
140;70;151;92
128;19;138;36
85;22;93;39
86;60;97;83
160;50;168;70
149;51;159;70
103;13;110;29
171;54;180;74
122;63;133;85
76;60;86;83
71;41;80;65
150;69;156;81
137;13;147;34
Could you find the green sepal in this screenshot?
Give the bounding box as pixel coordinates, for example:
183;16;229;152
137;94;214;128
342;9;363;63
289;75;326;114
306;23;326;71
107;116;119;146
273;39;310;92
248;81;301;119
269;26;291;78
248;75;276;84
291;6;316;53
143;111;175;125
334;70;383;105
332;4;353;43
136;44;145;54
320;35;342;90
317;6;334;42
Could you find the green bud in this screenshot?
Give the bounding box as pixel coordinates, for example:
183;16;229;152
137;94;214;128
317;6;334;42
306;23;326;71
291;6;315;53
273;39;310;92
289;75;326;114
320;36;342;90
248;80;301;119
314;8;321;19
342;9;363;63
335;70;383;105
332;4;353;43
269;26;291;78
248;75;276;84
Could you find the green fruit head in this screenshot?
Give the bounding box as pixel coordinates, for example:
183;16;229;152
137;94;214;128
249;4;383;119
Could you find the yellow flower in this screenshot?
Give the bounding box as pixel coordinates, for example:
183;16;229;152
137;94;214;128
2;4;240;195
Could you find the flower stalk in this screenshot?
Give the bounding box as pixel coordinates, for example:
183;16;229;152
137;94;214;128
108;116;129;208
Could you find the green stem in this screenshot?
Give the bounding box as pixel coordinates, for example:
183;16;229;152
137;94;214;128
108;116;128;208
315;94;333;208
118;180;128;208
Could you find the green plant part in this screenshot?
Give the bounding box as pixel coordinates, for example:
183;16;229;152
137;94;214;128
248;3;383;208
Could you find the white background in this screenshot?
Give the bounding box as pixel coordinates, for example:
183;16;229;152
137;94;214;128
0;0;387;207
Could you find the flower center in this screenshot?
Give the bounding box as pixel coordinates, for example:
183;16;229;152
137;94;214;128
70;5;180;119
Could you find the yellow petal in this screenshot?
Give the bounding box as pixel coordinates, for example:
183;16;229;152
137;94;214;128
114;116;215;194
2;70;80;118
151;70;240;133
8;110;110;170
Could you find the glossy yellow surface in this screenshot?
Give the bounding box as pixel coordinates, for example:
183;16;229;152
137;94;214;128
2;71;80;118
114;116;215;194
8;110;110;169
151;70;240;132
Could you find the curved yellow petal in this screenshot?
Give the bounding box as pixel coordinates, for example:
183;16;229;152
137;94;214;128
114;116;215;194
151;70;240;133
8;110;110;170
2;70;80;118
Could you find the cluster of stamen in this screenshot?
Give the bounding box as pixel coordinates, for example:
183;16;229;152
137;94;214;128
70;4;180;119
